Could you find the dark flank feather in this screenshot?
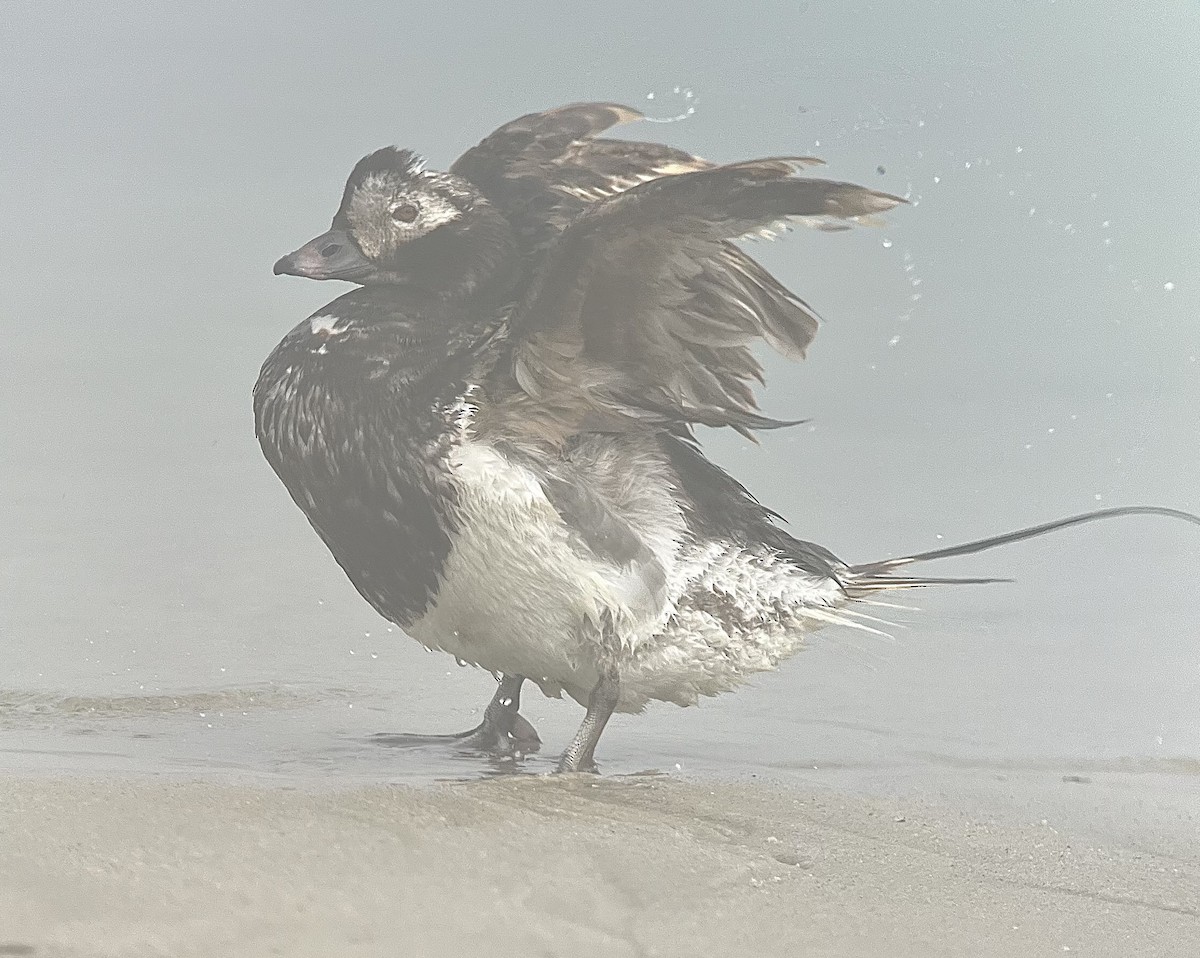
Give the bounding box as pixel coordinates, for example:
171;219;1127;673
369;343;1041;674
659;431;847;578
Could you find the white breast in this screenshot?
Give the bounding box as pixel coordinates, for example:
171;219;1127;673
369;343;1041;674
405;428;850;712
406;440;681;704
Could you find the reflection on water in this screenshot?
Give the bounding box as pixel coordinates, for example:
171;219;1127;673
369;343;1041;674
2;684;1196;784
0;684;335;719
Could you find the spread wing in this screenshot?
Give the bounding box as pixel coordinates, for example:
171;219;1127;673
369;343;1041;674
450;102;711;254
482;159;904;442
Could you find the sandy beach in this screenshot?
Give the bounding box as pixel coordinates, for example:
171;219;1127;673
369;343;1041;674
2;773;1197;958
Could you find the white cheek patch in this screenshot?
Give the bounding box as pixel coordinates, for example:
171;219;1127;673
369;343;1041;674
393;189;461;238
346;175;462;259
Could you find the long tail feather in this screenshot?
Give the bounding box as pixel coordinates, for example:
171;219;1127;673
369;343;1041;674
845;505;1200;597
846;575;1011;597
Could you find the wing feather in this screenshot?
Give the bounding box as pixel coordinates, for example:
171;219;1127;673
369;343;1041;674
451;102;711;254
488;160;904;440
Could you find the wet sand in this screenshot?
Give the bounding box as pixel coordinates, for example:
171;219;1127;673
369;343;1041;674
2;773;1197;958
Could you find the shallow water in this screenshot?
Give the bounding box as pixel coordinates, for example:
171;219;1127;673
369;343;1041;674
3;0;1198;852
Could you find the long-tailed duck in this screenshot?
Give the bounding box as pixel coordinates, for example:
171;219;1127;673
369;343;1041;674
257;103;1198;771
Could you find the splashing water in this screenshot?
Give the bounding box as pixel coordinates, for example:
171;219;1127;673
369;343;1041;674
643;86;697;123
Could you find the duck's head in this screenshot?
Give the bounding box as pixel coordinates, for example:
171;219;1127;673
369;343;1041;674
274;147;518;297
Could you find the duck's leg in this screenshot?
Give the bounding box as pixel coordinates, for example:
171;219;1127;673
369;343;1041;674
453;674;540;751
373;674;540;754
557;665;620;773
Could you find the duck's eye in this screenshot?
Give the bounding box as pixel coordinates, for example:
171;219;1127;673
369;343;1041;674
390;203;419;224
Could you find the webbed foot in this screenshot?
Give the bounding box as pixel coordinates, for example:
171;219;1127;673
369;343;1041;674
372;674;540;755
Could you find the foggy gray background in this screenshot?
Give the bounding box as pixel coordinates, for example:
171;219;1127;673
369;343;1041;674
2;1;1197;841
